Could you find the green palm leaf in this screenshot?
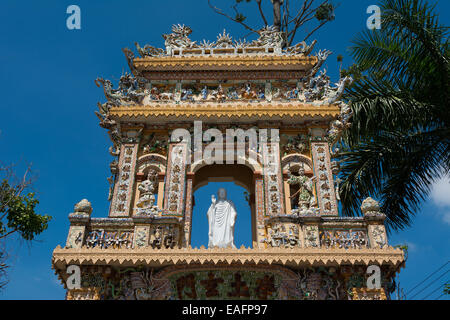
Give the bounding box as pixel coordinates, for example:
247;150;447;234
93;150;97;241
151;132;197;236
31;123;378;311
338;0;449;231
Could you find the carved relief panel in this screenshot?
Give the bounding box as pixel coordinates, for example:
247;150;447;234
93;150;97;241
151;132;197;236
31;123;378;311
163;143;188;216
85;229;134;249
265;222;302;248
303;225;319;247
311;142;338;216
110;144;139;217
149;224;181;249
262;142;285;216
133;225;150;249
368;224;387;249
66;226;85;249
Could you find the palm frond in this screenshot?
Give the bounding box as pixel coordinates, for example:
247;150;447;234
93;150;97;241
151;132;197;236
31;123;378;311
339;128;450;231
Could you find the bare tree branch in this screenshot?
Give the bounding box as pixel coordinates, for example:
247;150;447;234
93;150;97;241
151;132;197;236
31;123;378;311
303;19;328;42
0;229;17;240
208;0;335;48
256;0;268;26
15;164;32;197
0;248;8;291
208;0;259;35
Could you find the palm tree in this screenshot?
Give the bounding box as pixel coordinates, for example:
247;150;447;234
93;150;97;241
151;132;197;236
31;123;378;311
338;0;449;231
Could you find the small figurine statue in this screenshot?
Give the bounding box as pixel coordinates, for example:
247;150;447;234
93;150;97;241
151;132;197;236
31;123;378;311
201;86;208;100
257;89;265;100
137;170;157;209
287;165;316;211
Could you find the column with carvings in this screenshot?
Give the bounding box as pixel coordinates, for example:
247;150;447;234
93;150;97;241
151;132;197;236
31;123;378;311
282;170;292;215
253;171;266;248
361;197;388;249
66;199;92;249
310;138;339;216
261;141;285;216
163;142;188;217
157;172;165;209
183;171;195;247
109;133;141;217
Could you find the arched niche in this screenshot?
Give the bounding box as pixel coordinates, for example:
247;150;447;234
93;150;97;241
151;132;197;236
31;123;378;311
190;155;262;174
133;153;168;211
281;153;314;214
281;154;313;172
137;153;167;174
190;163;257;246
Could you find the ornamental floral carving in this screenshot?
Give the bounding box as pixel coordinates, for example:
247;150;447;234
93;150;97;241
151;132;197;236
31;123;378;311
111;144;139;217
281;134;310;155
351;288;387;300
66;226;84;249
304;225;319;247
73;199;93;217
262;143;284;215
85;229;134;249
149;224;180;249
67;288;101;300
134;226;149;248
361;197;381;214
141;133;168;156
311;143;338;215
369;225;387;249
164;144;187;216
265;223;301;248
148;25;294;57
319;229;368;249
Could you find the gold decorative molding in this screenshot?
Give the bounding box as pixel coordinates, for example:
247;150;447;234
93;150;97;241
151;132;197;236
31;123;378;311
109;104;340;119
66;287;101;300
352;288;387;300
134;55;318;71
52;246;404;269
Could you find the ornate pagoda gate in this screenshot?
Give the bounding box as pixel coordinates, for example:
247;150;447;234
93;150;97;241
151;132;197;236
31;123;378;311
52;25;404;300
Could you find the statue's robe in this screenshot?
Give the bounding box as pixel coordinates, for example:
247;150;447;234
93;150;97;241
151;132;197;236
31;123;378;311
207;200;237;248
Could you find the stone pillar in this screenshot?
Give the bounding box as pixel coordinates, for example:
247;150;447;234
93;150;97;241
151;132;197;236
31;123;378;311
261;141;285;216
157;172;165;209
283;170;292;214
249;193;257;245
361;197;388;249
311;141;339;216
183;172;195;247
66;199;92;249
109;143;140;217
254;171;266;248
163;142;188;217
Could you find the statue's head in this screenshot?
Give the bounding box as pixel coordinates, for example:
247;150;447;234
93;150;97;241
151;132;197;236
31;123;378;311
145;169;156;181
217;188;227;200
298;166;305;175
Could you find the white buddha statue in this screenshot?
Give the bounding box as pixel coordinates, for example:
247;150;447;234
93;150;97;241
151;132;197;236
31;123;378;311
207;188;237;248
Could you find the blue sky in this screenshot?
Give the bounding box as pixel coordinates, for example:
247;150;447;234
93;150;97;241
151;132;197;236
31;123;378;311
0;0;448;300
